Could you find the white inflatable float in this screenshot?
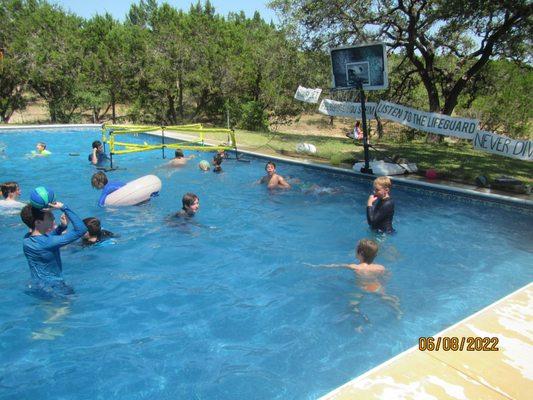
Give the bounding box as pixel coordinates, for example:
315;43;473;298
352;160;418;176
296;142;317;155
105;175;162;206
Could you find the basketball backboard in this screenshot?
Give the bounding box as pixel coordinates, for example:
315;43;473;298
330;43;388;91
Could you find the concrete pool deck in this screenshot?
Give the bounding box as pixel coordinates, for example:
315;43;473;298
320;283;533;400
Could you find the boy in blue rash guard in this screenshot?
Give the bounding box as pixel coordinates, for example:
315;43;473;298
91;171;125;207
20;202;87;293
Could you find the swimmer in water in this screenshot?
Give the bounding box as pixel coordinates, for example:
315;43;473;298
91;172;126;207
259;162;290;189
213;150;225;173
367;176;395;233
82;217;115;246
20;201;87;295
89;140;110;166
33;142;51;156
167;149;194;168
308;239;401;317
174;193;200;218
0;181;25;209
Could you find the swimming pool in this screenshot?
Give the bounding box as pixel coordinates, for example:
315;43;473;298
0;127;532;399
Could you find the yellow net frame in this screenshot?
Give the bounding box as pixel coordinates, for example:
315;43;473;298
101;124;237;164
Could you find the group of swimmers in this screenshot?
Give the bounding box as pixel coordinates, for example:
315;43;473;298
3;138;396;303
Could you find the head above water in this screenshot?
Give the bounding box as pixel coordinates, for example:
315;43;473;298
36;142;47;152
373;176;392;199
356;239;379;263
83;217;102;238
265;161;276;174
174;149;184;159
182;192;199;214
20;204;54;232
91;172;108;189
198;160;210;171
92;140;103;151
1;181;20;199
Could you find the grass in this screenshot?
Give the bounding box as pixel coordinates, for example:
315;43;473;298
194;128;532;186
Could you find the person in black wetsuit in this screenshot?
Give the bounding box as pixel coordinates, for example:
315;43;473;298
366;176;395;233
81;217;115;246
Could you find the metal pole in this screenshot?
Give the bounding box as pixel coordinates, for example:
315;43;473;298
161;126;166;159
358;80;373;174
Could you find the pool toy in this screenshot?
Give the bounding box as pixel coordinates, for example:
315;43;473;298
352;160;417;176
198;160;210;171
29;186;55;209
104;175;162;206
296;142;317;155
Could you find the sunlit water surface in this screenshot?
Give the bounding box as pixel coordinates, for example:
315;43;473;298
0;128;532;399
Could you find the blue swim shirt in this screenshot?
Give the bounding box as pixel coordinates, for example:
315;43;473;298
22;205;87;284
98;181;126;206
88;152;110;166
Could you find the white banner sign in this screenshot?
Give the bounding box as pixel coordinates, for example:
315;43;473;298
294;86;322;104
473;131;532;161
376;101;478;139
318;99;378;119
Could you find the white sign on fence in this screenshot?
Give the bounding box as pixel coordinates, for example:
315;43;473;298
294;86;322;104
473;130;533;161
375;101;478;139
318;99;378;119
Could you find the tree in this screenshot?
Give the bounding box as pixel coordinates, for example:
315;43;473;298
23;1;85;122
0;0;30;122
269;0;532;116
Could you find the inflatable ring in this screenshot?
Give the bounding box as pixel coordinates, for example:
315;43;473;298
105;175;162;206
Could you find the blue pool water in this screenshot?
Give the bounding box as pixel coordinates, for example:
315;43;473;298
0;128;532;399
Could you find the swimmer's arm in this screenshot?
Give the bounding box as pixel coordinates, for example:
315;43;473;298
41;206;87;249
277;175;291;189
90;148;98;164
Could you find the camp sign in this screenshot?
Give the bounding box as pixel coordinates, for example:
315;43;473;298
473;131;532;161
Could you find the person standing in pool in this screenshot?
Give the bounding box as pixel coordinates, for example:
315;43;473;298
20;201;87;295
91;172;126;207
175;193;200;218
33;142;51;156
367;176;395;233
89;140;110;166
260;162;291;189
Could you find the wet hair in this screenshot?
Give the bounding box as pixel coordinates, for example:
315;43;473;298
1;181;18;199
20;204;49;229
182;192;199;209
265;161;276;170
174;149;184;158
374;176;392;191
356;239;379;263
91;171;108;189
83;217;102;237
37;142;47;150
92;140;102;149
213;153;223;166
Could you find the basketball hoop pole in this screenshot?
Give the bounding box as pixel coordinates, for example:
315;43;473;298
356;79;373;174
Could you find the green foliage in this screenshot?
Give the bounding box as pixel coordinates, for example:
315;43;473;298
238;101;269;131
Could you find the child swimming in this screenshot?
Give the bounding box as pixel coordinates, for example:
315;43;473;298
91;172;126;207
82;217;115;246
259;162;290;189
33;142;52;156
174;193;200;218
89;140;110;166
167;149;194;168
0;181;25;209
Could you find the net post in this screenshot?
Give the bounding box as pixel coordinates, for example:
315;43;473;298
161;126;166;159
